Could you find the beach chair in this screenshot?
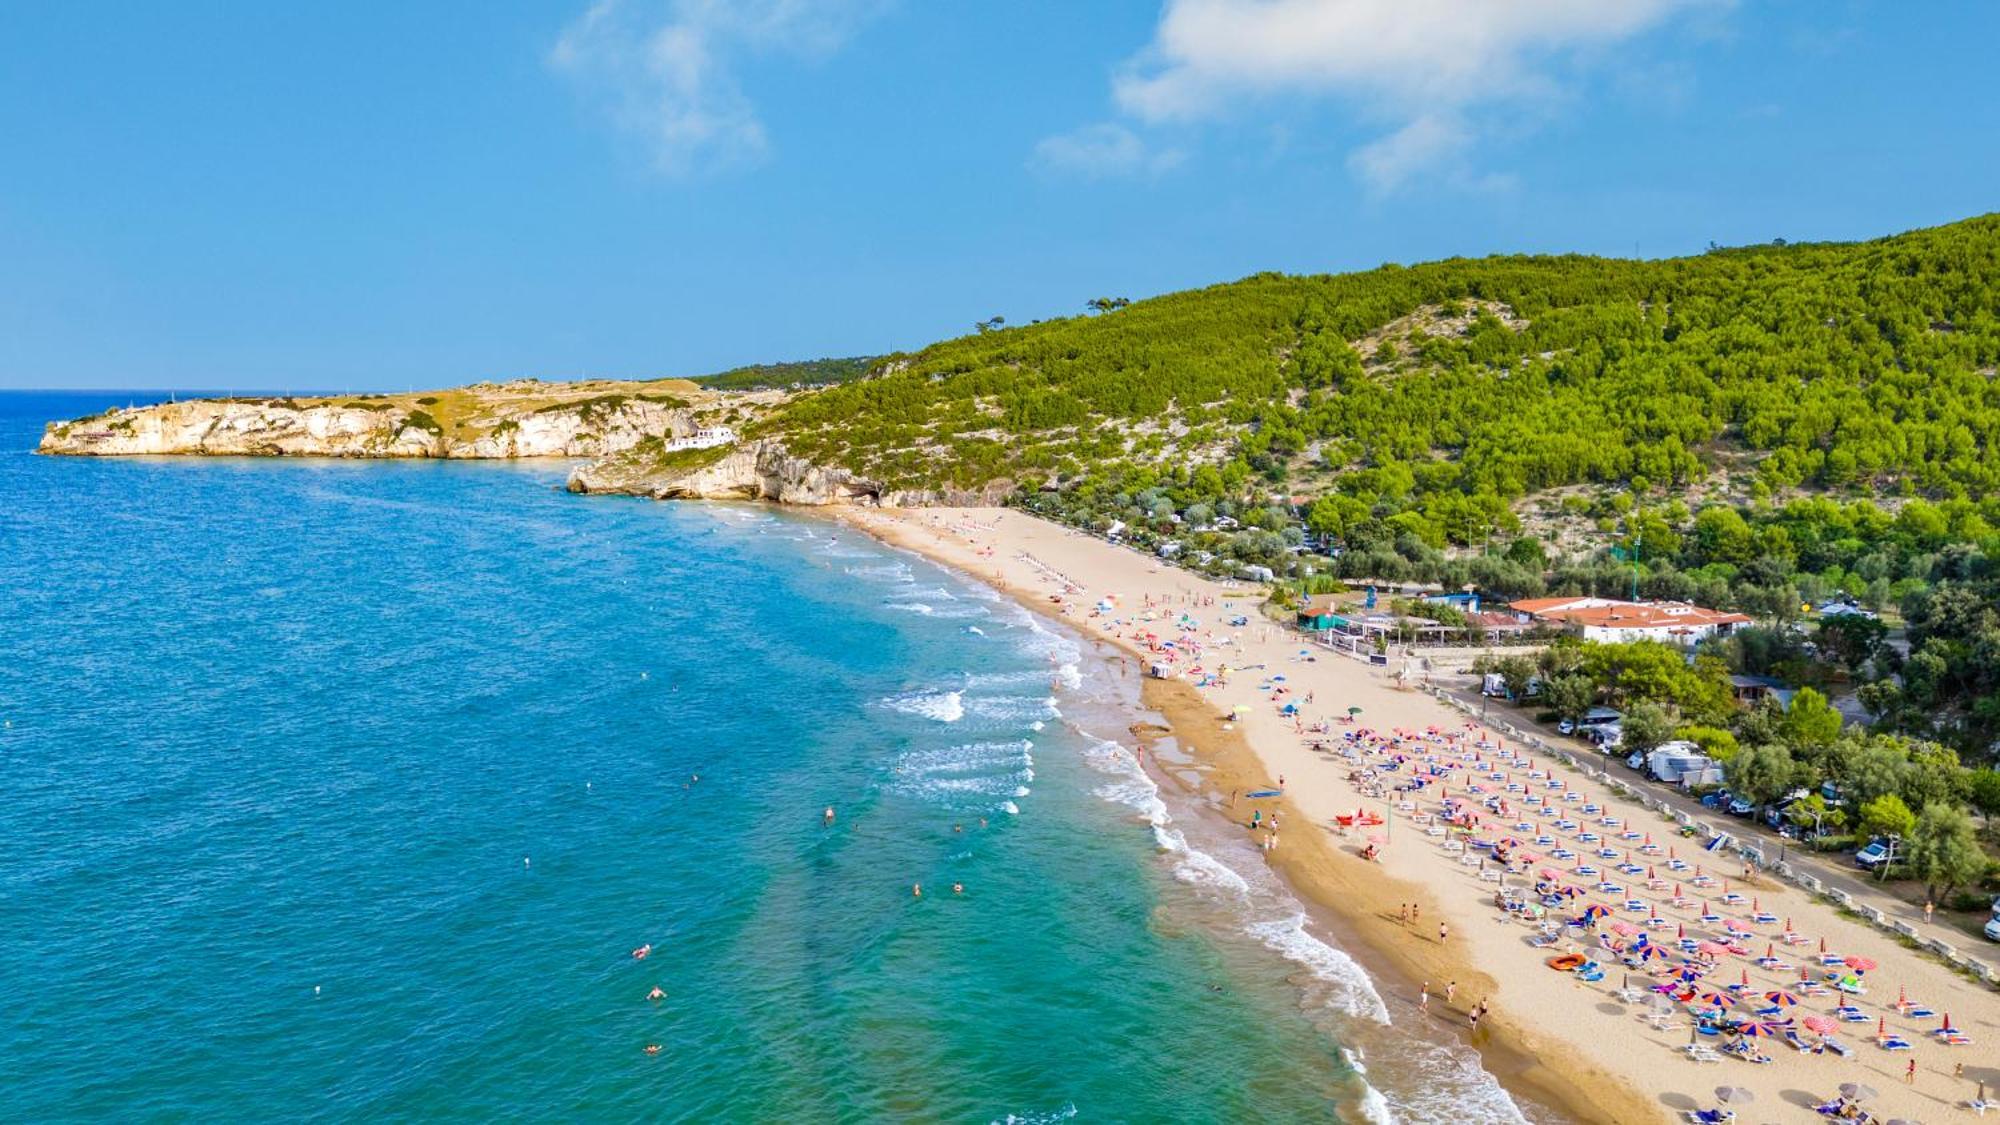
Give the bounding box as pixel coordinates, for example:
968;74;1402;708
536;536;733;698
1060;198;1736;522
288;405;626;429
1782;1030;1813;1052
1682;1044;1723;1063
1667;857;1690;871
1970;1097;2000;1116
1750;911;1778;925
1685;1110;1734;1124
1479;869;1501;883
1835;1006;1869;1022
1903;1004;1936;1019
1820;1036;1852;1058
1424;826;1446;838
1878;1035;1913;1051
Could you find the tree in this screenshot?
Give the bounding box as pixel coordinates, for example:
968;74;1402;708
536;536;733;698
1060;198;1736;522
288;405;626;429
1786;793;1847;838
1906;804;1988;902
1858;793;1916;844
1966;768;2000;822
1730;741;1801;807
1545;674;1596;724
1816;614;1888;671
1780;687;1843;751
1494;654;1536;700
1620;700;1677;754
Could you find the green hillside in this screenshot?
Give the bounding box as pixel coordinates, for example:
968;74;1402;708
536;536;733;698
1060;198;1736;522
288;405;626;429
688;356;878;391
759;216;2000;750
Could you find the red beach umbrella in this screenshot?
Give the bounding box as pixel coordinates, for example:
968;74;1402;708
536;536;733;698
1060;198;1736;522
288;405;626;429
1819;937;1827;953
1802;1015;1836;1034
1678;923;1686;939
1844;956;1877;972
1878;1017;1886;1036
1943;1013;1955;1032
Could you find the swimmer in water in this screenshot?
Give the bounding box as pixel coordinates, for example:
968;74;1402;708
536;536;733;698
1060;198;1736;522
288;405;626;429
952;882;964;894
823;806;835;827
978;817;988;829
632;944;651;960
647;987;665;1001
644;1044;661;1055
912;883;923;898
953;824;963;833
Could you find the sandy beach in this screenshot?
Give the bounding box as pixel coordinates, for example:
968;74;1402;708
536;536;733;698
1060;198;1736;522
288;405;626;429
842;505;2000;1125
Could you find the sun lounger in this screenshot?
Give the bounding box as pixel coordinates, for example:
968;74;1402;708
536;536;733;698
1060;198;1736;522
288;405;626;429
1835;1006;1869;1022
1751;911;1778;924
1425;825;1445;838
1685;1110;1734;1123
1821;1036;1851;1057
1970;1097;2000;1115
1479;869;1501;883
1878;1036;1912;1051
1903;1004;1935;1018
1683;1044;1723;1063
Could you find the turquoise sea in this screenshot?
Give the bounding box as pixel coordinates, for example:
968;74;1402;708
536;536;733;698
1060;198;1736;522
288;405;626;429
0;392;1538;1123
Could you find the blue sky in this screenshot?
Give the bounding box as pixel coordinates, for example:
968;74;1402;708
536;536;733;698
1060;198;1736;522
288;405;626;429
2;1;1995;391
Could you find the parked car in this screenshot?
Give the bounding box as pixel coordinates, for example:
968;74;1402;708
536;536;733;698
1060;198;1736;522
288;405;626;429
1984;914;2000;943
1854;838;1892;870
1726;796;1756;817
1559;707;1621;737
1626;750;1647;771
1699;790;1731;810
1588;725;1623;750
1229;615;1249;627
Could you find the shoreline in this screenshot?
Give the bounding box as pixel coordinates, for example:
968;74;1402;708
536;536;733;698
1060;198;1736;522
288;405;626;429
834;504;2000;1125
834;506;1640;1124
1134;674;1645;1124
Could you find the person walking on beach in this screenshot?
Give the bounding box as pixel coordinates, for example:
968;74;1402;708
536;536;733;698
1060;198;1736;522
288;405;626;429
1419;982;1429;1011
1906;1057;1917;1083
1438;921;1449;944
1924;899;1936;924
1399;903;1409;925
1445;981;1456;1004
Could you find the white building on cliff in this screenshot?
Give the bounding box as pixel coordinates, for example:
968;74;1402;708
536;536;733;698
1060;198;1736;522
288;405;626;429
664;426;737;452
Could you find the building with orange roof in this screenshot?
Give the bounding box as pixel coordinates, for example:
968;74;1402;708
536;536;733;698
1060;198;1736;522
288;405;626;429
1505;596;1752;645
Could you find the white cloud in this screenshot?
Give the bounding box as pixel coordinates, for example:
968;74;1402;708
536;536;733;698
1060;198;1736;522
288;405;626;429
551;0;886;173
1093;0;1707;190
1030;123;1185;180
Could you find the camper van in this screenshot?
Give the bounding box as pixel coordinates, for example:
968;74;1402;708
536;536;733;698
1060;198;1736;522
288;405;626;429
1647;744;1723;787
1558;707;1621;736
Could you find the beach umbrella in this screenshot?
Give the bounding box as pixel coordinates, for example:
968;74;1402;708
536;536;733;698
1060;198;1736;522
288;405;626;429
1347;706;1363;717
1839;1083;1878;1103
1697;941;1729;957
1539;867;1560;880
1784;917;1793;933
1763;989;1800;1007
1635;944;1670;962
1844;955;1877;972
1763;943;1774;960
1942;1012;1955;1031
1801;1015;1836;1034
1714;1086;1753;1106
1736;1021;1784;1038
1819;937;1827;953
1610;921;1640;936
1582;904;1611;921
1738;969;1750;988
1677;923;1686;939
1698;991;1736;1009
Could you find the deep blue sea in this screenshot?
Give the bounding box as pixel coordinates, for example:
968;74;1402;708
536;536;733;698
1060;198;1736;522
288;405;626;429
0;392;1534;1123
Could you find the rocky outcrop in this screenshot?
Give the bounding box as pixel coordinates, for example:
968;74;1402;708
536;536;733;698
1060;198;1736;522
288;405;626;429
39;385;1019;510
564;439;1017;508
38;394;691;459
565;439;882;504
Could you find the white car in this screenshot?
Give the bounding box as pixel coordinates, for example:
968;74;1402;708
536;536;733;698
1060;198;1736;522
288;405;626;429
1985;914;2000;943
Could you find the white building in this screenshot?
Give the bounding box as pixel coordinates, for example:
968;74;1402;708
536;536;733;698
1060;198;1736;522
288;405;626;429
1507;596;1752;645
665;426;737;452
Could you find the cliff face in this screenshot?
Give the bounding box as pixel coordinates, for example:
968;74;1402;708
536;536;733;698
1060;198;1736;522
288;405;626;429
37;381;1019;510
564;439;1017;508
38;394;689;459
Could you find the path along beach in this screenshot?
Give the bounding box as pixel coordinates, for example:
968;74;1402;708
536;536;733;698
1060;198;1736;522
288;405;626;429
841;505;2000;1125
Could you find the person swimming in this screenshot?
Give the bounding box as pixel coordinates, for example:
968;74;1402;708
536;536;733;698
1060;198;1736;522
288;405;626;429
647;986;665;1001
951;882;964;894
643;1044;661;1055
912;883;922;898
823;806;835;827
632;944;651;960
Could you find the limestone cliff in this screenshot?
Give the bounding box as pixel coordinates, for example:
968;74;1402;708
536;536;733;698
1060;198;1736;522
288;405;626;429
564;438;1015;507
37;381;728;460
38;379;1016;510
